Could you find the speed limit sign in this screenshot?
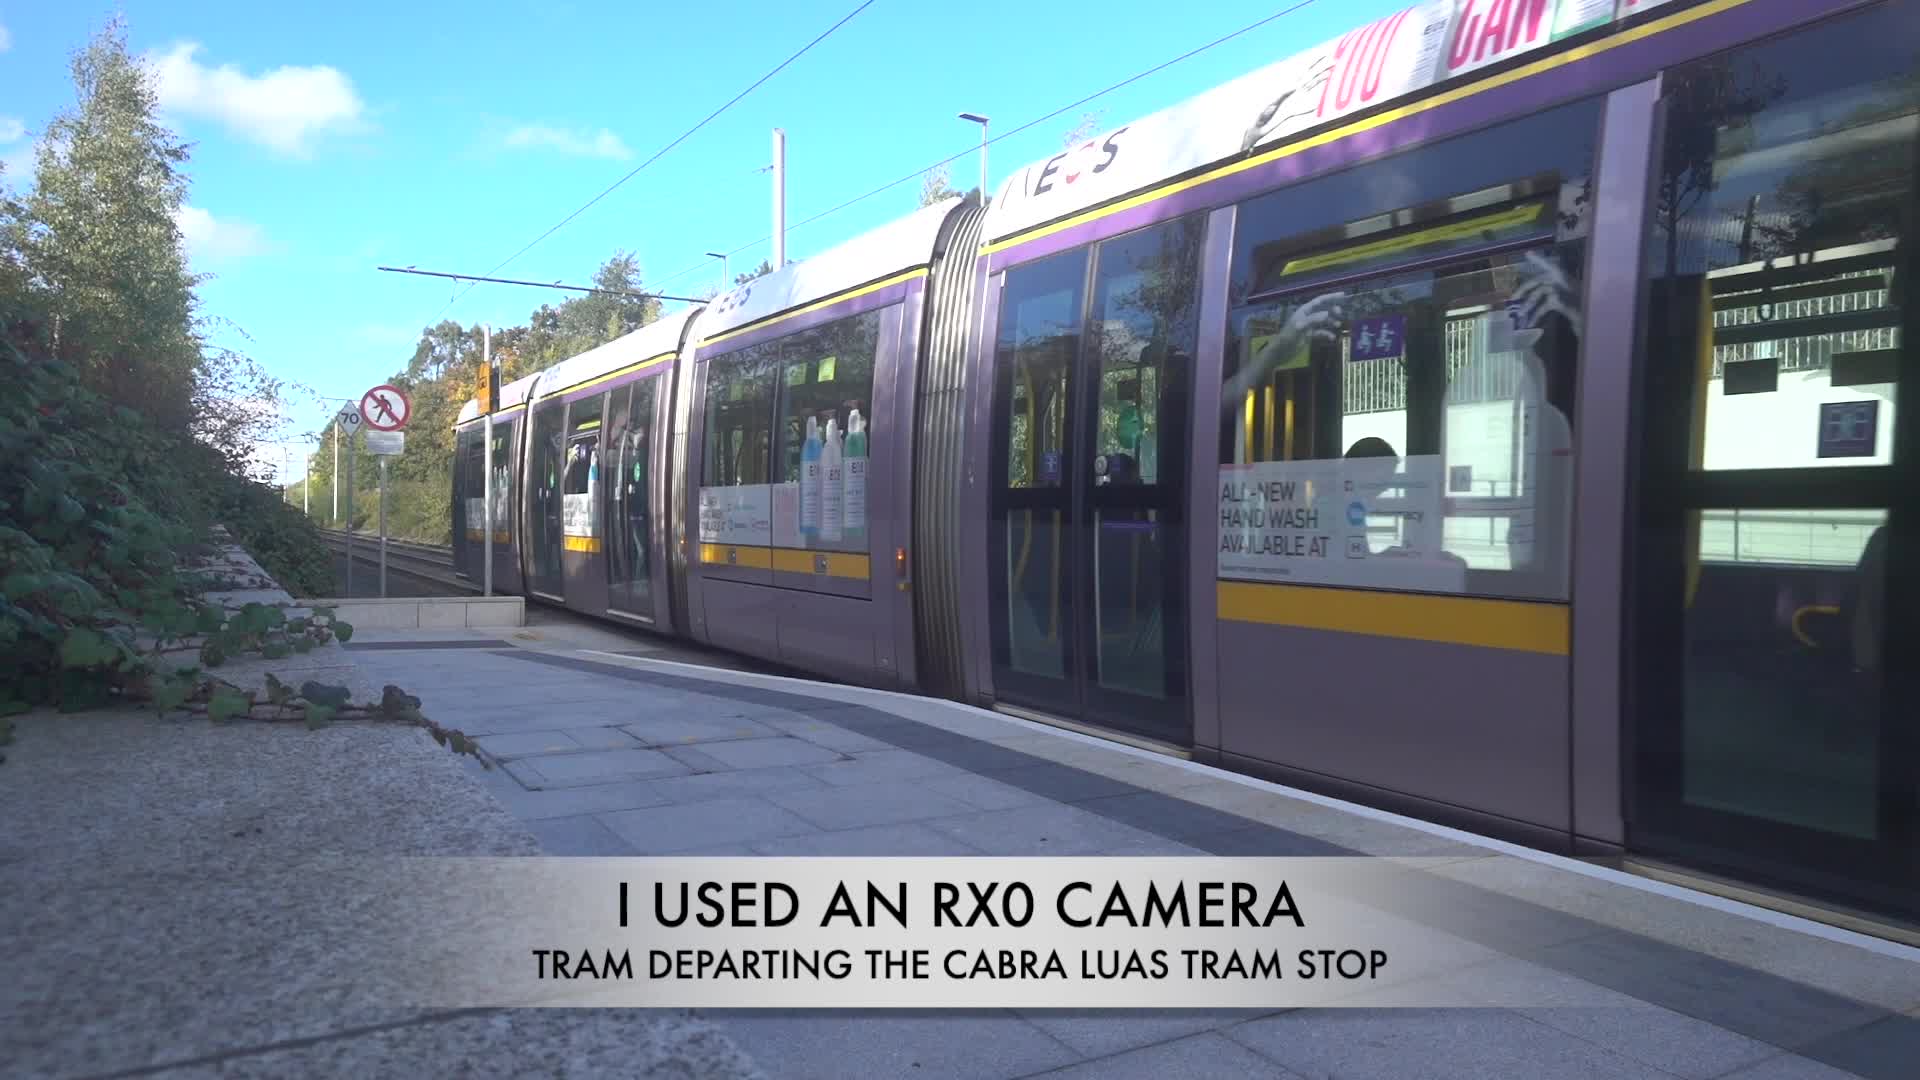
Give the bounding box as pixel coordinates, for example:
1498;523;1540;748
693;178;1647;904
338;405;362;432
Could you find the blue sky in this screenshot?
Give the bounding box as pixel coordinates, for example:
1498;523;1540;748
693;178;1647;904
0;0;1403;482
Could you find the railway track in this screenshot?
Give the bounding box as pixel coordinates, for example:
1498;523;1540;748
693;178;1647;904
315;528;474;595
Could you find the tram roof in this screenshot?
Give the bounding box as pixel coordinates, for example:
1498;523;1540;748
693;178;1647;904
983;0;1683;247
693;196;965;346
455;308;700;425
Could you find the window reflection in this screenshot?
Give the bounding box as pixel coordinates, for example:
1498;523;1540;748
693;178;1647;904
1652;20;1913;472
1222;202;1587;600
1087;217;1202;488
998;251;1084;490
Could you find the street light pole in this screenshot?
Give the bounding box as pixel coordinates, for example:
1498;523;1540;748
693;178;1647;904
960;113;990;204
332;418;340;523
772;127;787;268
706;251;728;291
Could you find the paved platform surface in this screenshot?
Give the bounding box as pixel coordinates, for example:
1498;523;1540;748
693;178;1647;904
341;614;1920;1080
0;542;763;1080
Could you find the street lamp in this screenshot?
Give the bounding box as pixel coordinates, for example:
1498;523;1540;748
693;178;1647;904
959;113;989;206
706;251;729;290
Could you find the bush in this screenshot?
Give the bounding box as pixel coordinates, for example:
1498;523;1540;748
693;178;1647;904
0;320;478;762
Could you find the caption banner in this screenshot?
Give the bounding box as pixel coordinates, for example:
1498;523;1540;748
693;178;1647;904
361;857;1611;1010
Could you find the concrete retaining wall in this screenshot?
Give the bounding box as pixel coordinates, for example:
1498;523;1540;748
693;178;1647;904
302;596;525;629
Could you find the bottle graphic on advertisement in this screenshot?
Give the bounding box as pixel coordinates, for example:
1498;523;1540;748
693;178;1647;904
843;408;867;541
800;416;822;537
588;448;600;535
821;417;844;543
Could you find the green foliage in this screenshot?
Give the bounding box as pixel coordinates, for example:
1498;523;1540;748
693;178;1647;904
5;18;200;430
0;322;480;763
0;19;483;767
302;250;667;548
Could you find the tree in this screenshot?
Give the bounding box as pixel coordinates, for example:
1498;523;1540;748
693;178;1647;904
1653;59;1786;277
1062;110;1107;149
558;250;660;347
6;19;202;429
735;259;773;284
920;163;959;207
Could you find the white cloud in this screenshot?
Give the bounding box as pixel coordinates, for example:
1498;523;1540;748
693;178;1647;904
0;116;22;144
501;124;633;161
0;140;34;190
150;42;366;158
0;22;12;53
174;205;271;258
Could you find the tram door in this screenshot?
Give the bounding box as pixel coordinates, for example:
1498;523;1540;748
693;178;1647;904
1629;1;1919;922
606;378;657;619
987;215;1203;745
526;397;566;600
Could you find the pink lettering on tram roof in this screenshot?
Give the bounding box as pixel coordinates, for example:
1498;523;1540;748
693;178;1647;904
1448;0;1554;73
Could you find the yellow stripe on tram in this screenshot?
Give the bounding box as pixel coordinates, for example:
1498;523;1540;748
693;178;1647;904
563;535;602;554
771;549;872;581
699;268;930;348
1217;581;1570;656
698;544;872;580
698;543;775;570
539;352;675;401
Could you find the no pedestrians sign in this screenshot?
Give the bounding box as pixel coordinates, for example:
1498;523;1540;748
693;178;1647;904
360;384;411;432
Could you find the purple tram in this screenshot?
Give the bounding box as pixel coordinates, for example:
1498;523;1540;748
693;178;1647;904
455;0;1920;927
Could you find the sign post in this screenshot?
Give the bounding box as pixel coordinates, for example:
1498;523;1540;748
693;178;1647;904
379;457;388;598
359;385;412;600
336;405;362;596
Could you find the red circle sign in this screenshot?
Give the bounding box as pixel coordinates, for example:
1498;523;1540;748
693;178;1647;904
359;384;411;431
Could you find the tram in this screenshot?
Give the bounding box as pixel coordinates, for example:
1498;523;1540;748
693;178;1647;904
454;0;1919;925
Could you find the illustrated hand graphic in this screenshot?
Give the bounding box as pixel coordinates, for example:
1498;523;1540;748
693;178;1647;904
1509;251;1582;342
1223;291;1347;409
1241;55;1334;153
1253;291;1346;374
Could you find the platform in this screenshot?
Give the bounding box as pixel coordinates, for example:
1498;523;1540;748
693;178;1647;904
339;614;1920;1080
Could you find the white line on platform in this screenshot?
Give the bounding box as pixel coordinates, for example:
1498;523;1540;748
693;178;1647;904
574;647;1920;965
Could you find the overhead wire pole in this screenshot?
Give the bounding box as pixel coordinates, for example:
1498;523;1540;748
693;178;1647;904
960;113;989;202
773;129;787;268
482;327;495;596
419;0;877;326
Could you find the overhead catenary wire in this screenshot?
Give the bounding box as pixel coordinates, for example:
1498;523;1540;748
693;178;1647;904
377;266;706;304
650;0;1325;292
425;0;878;322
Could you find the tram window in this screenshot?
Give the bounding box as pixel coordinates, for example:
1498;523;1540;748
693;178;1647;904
701;344;776;488
1088;216;1203;488
767;310;880;553
1220;99;1601;602
999;249;1088;489
773;312;880;483
1646;4;1914;477
564;395;602;494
